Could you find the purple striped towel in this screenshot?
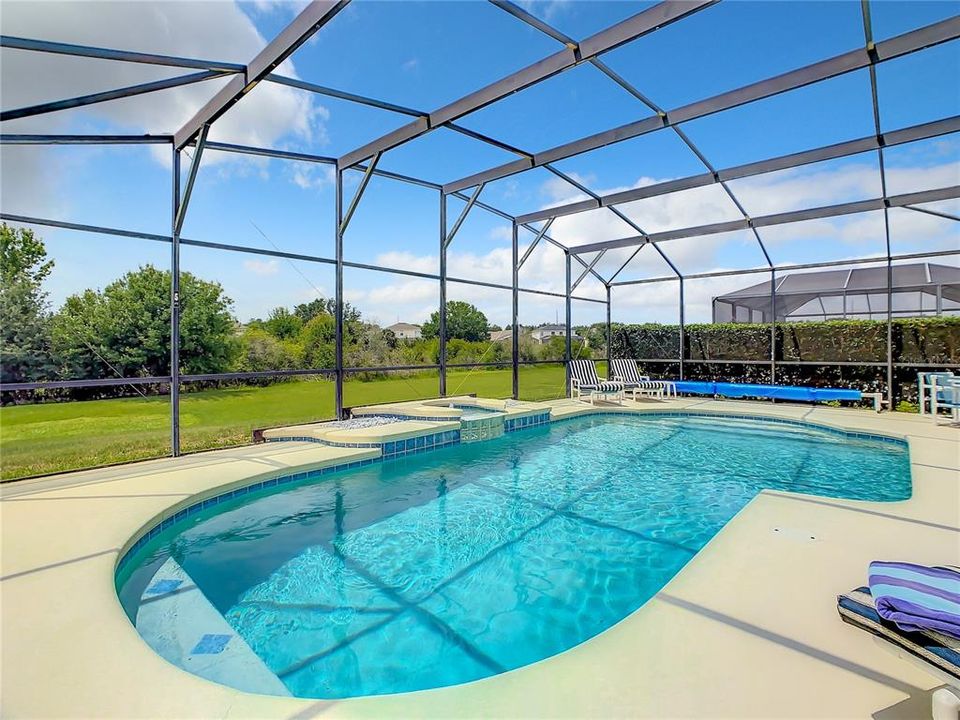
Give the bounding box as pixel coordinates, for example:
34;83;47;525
868;561;960;639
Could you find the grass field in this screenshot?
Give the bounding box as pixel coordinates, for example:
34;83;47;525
1;365;572;481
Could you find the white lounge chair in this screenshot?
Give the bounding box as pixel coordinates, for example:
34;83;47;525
918;371;955;415
930;375;960;425
569;359;624;405
610;358;676;400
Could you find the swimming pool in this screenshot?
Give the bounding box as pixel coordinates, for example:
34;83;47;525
116;413;910;699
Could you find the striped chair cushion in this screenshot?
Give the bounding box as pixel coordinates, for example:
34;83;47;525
569;359;600;387
838;586;960;682
570;360;622;391
594;381;623;393
611;358;642;385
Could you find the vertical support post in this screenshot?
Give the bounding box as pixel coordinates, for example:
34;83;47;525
886;252;894;409
439;192;448;396
605;284;612;372
862;0;894;409
170;147;181;457
770;269;777;384
936;284;943;316
678;276;686;380
334;169;344;418
511;222;519;400
565;251;572;397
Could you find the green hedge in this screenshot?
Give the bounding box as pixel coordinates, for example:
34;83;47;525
612;317;960;404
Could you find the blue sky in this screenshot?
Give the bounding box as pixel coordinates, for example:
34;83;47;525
1;0;957;328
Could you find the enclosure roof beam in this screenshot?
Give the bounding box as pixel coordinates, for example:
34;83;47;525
444;183;485;248
266;74;423;117
174;124;209;236
570;185;960;255
0;213;171;242
517;218;554;270
528;226;609;286
488;0;577;45
270;73;538;161
513;115;960;224
904;204;960;223
174;0;349;149
203;141;336;164
339;151;381;235
337;0;716;169
0;35;246;72
570;250;606;292
492;0;771;271
0;134;173;144
445;15;960;194
611;249;960;286
1;70;228;122
606;245;647;284
1;34;538;168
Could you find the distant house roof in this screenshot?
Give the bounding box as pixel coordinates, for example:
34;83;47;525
387;322;421;331
488;329;512;342
532;324;565;333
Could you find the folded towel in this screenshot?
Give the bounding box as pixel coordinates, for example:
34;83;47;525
868;561;960;639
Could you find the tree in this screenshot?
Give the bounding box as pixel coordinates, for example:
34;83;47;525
344;322;401;369
293;297;362;343
421;301;488;342
0;224;54;383
1;223;53;288
294;297;360;326
578;323;608;354
259;307;303;341
236;326;302;372
51;265;237;379
300;313;336;369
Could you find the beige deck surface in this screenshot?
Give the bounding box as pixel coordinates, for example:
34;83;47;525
1;399;958;719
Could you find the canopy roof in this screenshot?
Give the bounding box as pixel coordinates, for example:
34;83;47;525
2;0;958;286
713;263;960;322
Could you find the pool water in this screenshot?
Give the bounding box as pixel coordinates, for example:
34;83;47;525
449;403;503;420
117;414;910;699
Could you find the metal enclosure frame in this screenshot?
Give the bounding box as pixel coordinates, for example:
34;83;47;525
1;0;958;459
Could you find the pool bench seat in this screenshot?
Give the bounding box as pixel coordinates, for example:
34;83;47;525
671;381;885;412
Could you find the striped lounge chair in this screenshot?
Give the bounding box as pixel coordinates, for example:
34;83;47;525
610;358;676;400
838;586;960;717
569;359;624;405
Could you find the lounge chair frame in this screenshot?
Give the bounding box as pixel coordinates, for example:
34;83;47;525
569;360;624;406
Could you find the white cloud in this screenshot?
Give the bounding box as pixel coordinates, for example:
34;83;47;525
243;258;280;276
291;162;336;190
0;0;331;218
351;159;958;325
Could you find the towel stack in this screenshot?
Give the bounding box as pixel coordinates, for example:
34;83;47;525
868;561;960;639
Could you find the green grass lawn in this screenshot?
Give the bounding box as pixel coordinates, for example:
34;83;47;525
0;365;571;481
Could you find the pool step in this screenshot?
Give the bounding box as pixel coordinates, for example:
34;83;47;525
461;414;505;442
136;557;290;696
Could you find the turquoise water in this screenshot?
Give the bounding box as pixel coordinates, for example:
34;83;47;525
450;403;503;420
117;414;910;699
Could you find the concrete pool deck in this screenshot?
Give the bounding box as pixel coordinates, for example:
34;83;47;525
1;398;957;718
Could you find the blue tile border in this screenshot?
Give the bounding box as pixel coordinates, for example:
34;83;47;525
504;412;551;432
